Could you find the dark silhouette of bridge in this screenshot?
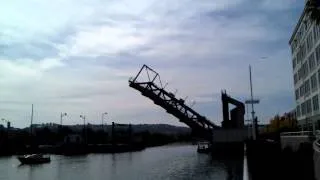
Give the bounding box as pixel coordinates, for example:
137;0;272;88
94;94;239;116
129;65;220;141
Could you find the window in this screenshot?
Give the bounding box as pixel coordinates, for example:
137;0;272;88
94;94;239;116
297;48;302;64
300;84;304;97
297;105;301;117
318;69;320;87
301;102;306;115
298;68;303;80
306;32;314;52
305;61;309;77
294;73;298;84
305;79;311;95
316;45;320;65
309;53;316;71
307;99;312;114
291;41;296;54
295;89;299;100
293;57;297;70
301;61;309;78
301;42;307;61
314;24;320;42
313;95;319;112
311;73;318;91
297;44;307;64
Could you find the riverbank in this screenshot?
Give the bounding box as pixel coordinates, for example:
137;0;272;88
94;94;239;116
1;141;195;157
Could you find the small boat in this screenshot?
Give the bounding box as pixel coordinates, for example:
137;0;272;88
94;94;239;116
18;154;51;164
197;141;211;153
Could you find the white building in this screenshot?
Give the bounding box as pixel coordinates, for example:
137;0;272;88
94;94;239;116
290;1;320;130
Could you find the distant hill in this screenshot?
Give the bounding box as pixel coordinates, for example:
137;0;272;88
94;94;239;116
130;124;191;135
22;123;191;135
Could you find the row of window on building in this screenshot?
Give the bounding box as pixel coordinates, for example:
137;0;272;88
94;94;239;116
292;20;320;72
295;70;320;100
291;16;313;54
296;94;319;117
294;44;320;84
293;51;319;85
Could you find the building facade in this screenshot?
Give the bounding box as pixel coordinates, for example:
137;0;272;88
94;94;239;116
290;2;320;130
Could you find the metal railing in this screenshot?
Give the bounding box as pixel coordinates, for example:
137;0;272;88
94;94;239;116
280;131;314;136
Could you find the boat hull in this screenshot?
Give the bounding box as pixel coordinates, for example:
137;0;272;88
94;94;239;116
18;157;50;164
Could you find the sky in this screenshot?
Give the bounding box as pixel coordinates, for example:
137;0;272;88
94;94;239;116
0;0;303;128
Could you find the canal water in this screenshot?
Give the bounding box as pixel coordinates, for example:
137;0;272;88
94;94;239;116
0;144;244;180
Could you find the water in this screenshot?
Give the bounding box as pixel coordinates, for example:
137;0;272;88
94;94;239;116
0;144;243;180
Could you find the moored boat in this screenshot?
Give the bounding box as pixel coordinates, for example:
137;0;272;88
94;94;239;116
197;141;211;153
18;154;50;164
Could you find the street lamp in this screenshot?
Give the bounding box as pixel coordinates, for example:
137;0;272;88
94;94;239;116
101;112;108;130
60;113;67;126
80;115;86;125
80;115;87;144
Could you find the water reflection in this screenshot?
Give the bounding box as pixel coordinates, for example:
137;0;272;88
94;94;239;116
0;145;243;180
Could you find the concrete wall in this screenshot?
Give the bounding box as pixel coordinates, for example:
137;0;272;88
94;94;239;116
212;129;248;143
280;135;312;152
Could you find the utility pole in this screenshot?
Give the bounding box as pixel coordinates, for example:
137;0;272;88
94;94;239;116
249;65;256;140
60;112;67;127
80;115;87;144
101;112;108;131
30;104;34;135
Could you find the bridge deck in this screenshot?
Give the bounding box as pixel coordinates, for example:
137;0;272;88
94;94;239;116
128;65;219;140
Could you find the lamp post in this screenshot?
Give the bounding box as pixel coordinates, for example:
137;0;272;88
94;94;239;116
60;113;67;127
80;115;87;144
250;65;256;140
101;112;108;131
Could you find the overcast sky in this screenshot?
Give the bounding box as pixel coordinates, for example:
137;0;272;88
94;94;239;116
0;0;303;128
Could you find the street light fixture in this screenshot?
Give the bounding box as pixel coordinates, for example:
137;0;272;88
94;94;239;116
80;115;87;144
80;115;86;125
60;113;67;126
101;112;108;130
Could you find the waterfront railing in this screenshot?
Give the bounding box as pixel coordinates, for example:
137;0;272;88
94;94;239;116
280;131;314;137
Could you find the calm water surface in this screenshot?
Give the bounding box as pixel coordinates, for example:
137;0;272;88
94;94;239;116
0;144;243;180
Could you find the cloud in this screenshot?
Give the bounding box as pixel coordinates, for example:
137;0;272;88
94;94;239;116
0;0;304;127
261;0;300;11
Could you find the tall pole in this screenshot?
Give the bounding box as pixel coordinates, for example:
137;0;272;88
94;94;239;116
246;103;250;138
101;112;107;131
60;113;67;127
30;104;34;135
60;113;63;127
249;65;256;140
101;114;103;130
80;115;87;144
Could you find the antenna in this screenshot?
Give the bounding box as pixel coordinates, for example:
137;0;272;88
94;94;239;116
174;89;178;95
190;101;196;108
163;82;168;89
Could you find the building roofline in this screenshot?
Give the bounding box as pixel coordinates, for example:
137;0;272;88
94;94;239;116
289;6;308;44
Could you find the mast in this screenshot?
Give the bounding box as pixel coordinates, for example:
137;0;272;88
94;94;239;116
30;104;34;135
249;66;256;140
